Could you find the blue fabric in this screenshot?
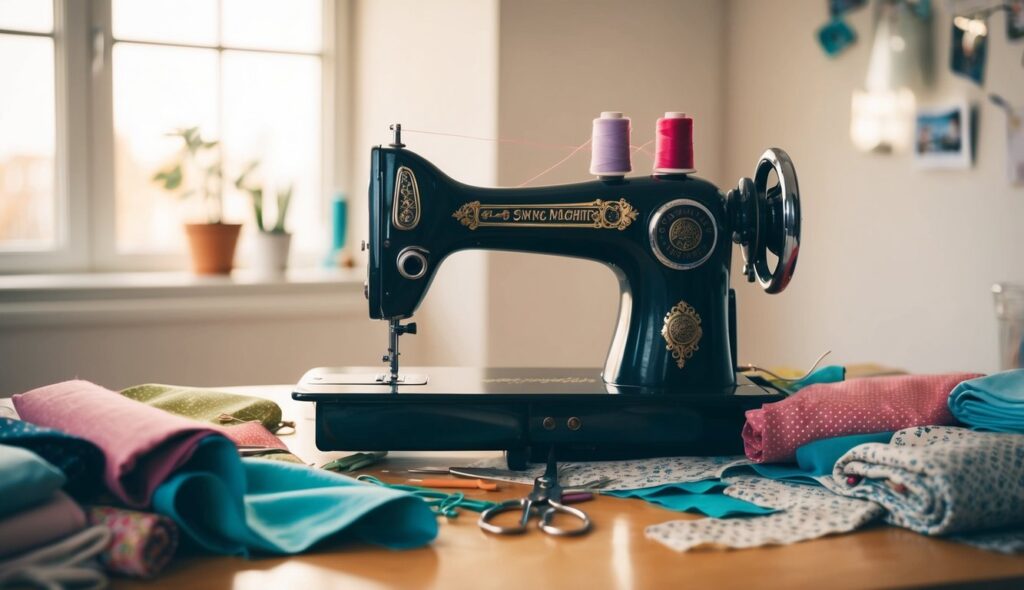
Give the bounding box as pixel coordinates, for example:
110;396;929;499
948;370;1024;433
152;436;438;556
0;418;104;500
782;365;846;393
0;444;66;517
606;481;776;518
752;431;894;484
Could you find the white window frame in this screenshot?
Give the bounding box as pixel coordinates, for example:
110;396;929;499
0;0;341;274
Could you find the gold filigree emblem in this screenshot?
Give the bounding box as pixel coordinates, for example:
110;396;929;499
392;166;420;230
669;218;702;252
662;301;702;369
452;199;638;231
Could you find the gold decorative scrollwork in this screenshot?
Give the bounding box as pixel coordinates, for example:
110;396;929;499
662;301;702;369
392;166;420;230
452;198;638;231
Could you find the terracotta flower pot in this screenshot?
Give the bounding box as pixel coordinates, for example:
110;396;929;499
184;223;242;275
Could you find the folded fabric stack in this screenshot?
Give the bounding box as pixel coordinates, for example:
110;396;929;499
646;372;1024;554
11;380;438;558
0;442;110;588
948;369;1024;433
743;373;980;463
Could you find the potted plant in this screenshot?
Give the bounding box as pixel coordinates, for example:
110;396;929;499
152;127;241;275
235;161;294;278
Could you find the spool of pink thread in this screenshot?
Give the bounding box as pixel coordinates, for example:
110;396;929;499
653;112;695;175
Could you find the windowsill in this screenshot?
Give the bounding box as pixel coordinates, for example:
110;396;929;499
0;267;367;327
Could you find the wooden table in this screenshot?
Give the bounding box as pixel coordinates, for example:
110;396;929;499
112;385;1024;590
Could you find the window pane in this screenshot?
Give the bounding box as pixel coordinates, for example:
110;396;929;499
221;50;322;253
112;0;217;46
221;0;321;52
0;34;55;251
0;0;53;33
113;43;218;253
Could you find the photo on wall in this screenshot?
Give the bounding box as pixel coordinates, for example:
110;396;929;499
951;16;988;84
914;102;972;169
1008;0;1024;40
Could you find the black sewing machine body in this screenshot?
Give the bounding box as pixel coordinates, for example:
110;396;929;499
295;126;801;466
369;146;740;389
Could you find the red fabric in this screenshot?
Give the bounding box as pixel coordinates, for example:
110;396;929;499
218;422;287;450
742;373;982;463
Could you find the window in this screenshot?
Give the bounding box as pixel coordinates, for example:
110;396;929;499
0;0;57;252
0;0;334;272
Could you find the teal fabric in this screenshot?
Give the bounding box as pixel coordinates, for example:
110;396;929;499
948;370;1024;433
606;481;776;518
752;431;894;484
0;444;66;517
784;365;846;393
152;436;438;556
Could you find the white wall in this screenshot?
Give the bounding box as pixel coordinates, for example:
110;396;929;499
726;0;1023;374
349;0;499;366
489;0;729;366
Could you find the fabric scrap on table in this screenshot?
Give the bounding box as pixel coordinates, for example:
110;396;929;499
606;480;776;518
747;431;894;485
0;525;110;590
830;425;1024;536
0;417;104;501
88;506;178;578
743;373;980;463
467;455;752;491
948;370;1024;434
152;436;438;556
645;476;883;552
13;380;223;508
0;444;66;517
120;383;285;432
768;364;846;394
0;491;87;559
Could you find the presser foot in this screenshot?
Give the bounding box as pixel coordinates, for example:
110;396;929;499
381;318;418;385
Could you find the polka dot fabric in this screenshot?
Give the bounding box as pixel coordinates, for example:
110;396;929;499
742;373;981;463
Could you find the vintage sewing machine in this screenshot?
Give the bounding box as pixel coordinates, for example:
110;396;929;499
294;124;801;468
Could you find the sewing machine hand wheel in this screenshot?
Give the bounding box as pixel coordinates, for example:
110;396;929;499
728;148;801;294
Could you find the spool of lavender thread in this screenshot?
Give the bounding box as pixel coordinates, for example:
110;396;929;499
589;112;632;177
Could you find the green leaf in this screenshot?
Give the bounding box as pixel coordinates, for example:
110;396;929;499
273;184;293;233
152;164;183;190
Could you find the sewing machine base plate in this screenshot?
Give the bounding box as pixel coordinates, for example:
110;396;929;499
293;367;783;469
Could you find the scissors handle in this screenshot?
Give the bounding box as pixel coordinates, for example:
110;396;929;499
478;498;532;535
539;499;591;537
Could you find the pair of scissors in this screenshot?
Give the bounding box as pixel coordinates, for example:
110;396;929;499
478;449;591;536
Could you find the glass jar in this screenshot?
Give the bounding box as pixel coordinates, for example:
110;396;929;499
993;283;1024;370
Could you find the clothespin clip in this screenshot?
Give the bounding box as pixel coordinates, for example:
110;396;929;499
322;451;388;472
990;94;1021;129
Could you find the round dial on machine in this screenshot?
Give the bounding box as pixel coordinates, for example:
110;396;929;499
649;199;718;270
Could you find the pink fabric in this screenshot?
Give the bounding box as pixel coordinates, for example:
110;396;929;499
13;380;221;508
0;491;86;559
218;422;287;450
742;373;982;463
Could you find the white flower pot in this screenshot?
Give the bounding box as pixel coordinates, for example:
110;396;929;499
252;232;291;278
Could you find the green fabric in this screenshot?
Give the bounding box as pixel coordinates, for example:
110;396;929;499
120;384;283;432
